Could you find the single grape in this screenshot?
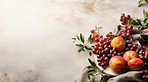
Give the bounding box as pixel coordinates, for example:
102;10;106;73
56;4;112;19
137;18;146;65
102;50;105;54
128;44;132;48
144;70;148;75
142;75;148;82
144;55;148;60
95;38;100;42
96;43;100;47
99;47;103;51
122;13;125;17
99;35;103;38
91;29;95;33
105;48;110;52
127;15;131;19
98;62;101;66
91;37;95;40
129;26;133;30
101;63;105;67
112;47;117;52
126;33;130;37
95;34;99;37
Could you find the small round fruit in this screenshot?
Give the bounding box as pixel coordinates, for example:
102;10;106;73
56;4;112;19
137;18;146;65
111;36;125;52
128;58;144;70
109;56;126;72
91;29;95;33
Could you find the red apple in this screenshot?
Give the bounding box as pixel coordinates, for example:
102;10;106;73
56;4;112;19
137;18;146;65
128;58;144;70
123;50;138;62
109;56;126;72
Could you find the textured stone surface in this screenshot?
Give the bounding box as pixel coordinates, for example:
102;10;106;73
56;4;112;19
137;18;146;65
0;0;147;82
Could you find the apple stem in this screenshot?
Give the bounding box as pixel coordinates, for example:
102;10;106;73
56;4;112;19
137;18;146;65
129;57;133;60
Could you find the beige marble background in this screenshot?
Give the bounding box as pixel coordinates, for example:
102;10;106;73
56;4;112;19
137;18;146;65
0;0;147;82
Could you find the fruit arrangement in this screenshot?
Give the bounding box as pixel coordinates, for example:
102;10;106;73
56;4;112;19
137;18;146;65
72;10;148;82
92;13;148;81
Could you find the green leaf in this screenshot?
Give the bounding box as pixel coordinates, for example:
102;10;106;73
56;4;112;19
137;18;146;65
88;75;91;80
88;58;96;67
143;9;147;18
88;75;95;82
80;33;85;43
78;47;85;52
136;19;142;25
84;46;92;50
89;52;92;56
144;26;148;28
76;44;83;47
100;76;107;82
87;66;94;70
72;38;76;40
87;70;97;74
91;46;95;48
138;26;143;30
76;35;80;40
138;0;144;7
131;20;139;25
145;0;148;3
144;18;148;26
88;34;93;43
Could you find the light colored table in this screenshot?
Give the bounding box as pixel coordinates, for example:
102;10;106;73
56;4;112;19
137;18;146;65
0;0;147;82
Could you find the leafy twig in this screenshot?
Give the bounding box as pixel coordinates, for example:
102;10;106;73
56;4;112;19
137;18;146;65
131;9;148;30
138;0;148;7
87;58;107;82
72;33;93;56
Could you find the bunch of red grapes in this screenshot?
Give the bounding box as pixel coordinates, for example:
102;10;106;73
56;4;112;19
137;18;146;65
91;13;148;81
91;30;121;67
